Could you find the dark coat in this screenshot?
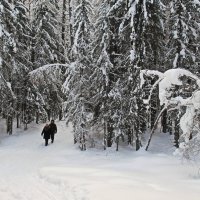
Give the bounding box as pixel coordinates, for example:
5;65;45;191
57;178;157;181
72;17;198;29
49;123;57;135
41;126;50;139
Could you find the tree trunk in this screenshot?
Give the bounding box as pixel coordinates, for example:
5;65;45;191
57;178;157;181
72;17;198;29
135;124;141;151
59;109;63;120
146;106;167;151
162;109;167;133
17;113;20;128
127;127;133;145
47;110;51;121
103;118;107;150
174;118;179;148
168;116;172;135
24;111;28;130
74;125;77;144
68;0;73;58
7;116;13;135
31;28;35;69
116;136;119;151
150;98;157;130
36;112;39;124
80;130;86;151
61;0;67;47
107;119;113;147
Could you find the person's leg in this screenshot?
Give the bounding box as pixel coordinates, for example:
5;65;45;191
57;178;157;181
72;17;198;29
45;139;48;146
51;134;54;143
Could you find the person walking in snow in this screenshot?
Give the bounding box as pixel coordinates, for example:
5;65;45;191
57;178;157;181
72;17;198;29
49;120;57;143
41;124;51;146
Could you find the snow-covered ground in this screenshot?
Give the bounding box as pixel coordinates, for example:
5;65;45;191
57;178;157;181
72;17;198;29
0;120;200;200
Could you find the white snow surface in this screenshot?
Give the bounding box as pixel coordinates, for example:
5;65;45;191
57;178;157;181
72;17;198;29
0;120;200;200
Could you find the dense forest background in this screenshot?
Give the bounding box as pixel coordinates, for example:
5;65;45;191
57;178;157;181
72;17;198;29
0;0;200;158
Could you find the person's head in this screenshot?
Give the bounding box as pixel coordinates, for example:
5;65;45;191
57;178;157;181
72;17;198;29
45;124;49;127
51;120;55;124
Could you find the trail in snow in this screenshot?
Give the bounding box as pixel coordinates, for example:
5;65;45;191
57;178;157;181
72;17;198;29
0;120;200;200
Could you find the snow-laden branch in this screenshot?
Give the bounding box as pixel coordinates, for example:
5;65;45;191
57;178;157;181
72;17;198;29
143;68;200;155
29;63;69;76
159;68;200;106
29;63;70;86
141;68;200;106
146;105;167;151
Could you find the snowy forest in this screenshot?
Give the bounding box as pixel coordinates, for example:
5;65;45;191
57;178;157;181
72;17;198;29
1;0;200;158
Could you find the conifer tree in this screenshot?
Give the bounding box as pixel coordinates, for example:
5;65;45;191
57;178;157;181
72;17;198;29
90;0;130;150
0;0;16;134
167;0;200;71
164;0;200;146
91;0;114;149
12;0;33;128
33;0;65;69
118;0;165;150
64;0;94;150
0;0;16;81
31;0;66;121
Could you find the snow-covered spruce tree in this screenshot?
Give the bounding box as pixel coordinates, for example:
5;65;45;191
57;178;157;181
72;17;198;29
108;1;135;150
64;0;94;150
137;0;165;135
63;0;74;60
0;74;15;134
61;0;67;49
138;0;166;71
61;0;73;63
162;0;200;146
0;0;17;134
0;0;37;131
166;0;200;71
90;0;130;150
11;0;33;128
32;0;65;69
113;0;166;150
31;0;67;121
90;0;113;149
120;0;145;151
91;0;164;151
13;0;31;70
0;0;16;82
1;0;41;130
